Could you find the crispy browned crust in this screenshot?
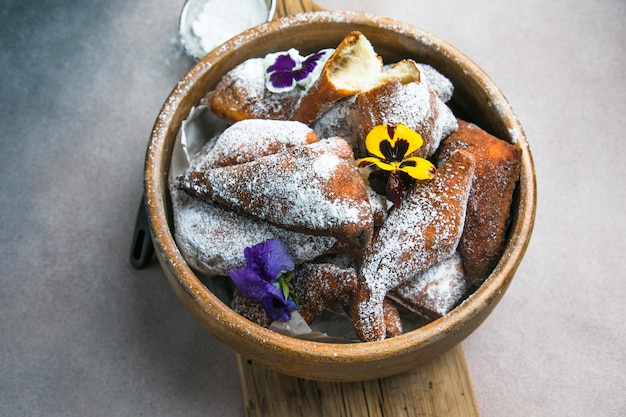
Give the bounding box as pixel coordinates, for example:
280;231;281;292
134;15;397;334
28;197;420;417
291;31;383;124
383;298;403;338
179;137;374;249
350;150;476;341
208;58;303;123
291;263;358;325
231;289;273;328
437;120;522;285
355;79;456;159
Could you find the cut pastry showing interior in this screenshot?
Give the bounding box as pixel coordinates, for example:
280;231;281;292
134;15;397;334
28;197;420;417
291;31;421;124
437;120;522;285
207;57;304;123
186;119;319;173
389;252;470;320
356;79;458;159
178;137;374;249
349;150;476;342
170;188;336;277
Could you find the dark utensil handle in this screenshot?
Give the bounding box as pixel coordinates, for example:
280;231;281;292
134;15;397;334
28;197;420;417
130;196;155;269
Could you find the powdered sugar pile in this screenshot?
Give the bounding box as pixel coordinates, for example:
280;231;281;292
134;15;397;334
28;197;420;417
180;0;270;60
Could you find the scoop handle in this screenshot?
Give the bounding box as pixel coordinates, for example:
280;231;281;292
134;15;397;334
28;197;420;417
274;0;325;19
129;196;155;269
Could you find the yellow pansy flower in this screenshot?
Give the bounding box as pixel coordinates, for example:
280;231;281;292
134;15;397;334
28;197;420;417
356;124;436;207
356;124;436;180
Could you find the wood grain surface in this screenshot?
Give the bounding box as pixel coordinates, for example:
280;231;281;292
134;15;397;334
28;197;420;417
238;344;480;417
274;0;325;18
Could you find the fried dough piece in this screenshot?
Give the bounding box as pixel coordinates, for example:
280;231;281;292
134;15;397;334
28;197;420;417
179;137;374;248
389;252;470;320
208;57;303;122
291;31;382;124
350;150;476;341
292;31;421;124
187;119;319;172
413;63;454;103
170;188;336;276
383;298;403;338
356;79;458;159
291;263;358;325
312;96;363;157
231;288;272;328
437;120;522;284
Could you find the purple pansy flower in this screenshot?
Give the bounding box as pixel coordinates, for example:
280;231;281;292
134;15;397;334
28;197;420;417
263;48;334;93
229;239;299;322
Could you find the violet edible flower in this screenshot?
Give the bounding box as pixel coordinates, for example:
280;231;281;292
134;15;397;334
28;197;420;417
263;48;333;93
229;238;299;322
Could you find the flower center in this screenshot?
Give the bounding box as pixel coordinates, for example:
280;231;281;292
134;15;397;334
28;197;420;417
379;138;410;162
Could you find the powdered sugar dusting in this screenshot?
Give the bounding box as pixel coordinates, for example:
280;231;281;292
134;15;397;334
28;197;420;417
188;119;317;170
353;150;475;340
415;63;454;103
161;21;524;342
211;57;303;120
357;80;458;159
390;252;470;319
291;263;357;325
170;187;336;276
181;138;373;246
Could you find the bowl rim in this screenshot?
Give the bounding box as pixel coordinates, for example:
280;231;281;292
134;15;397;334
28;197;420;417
145;10;536;370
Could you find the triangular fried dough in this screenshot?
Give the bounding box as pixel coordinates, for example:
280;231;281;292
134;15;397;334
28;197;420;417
437;120;522;284
350;150;476;341
179;137;374;248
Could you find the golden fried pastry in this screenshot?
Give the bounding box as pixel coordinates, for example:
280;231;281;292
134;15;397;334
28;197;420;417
357;79;455;158
364;185;389;227
187;119;319;172
207;57;303;122
179;137;374;248
231;288;272;328
291;263;358;325
389;252;470;320
350;150;476;341
356;79;458;159
291;31;382;124
312;61;430;160
437;120;522;284
413;63;454;103
170;188;336;276
292;32;421;124
311;96;363;156
383;298;403;338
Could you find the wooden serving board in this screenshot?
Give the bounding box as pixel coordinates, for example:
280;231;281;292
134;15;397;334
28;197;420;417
238;344;479;416
274;0;325;18
234;2;480;416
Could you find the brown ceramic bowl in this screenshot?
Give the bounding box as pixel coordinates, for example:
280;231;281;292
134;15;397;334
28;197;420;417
144;11;536;382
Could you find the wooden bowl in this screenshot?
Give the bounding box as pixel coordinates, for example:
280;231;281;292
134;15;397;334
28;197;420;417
144;11;536;382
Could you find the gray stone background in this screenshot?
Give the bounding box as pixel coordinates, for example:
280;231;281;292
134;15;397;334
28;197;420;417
1;0;624;415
